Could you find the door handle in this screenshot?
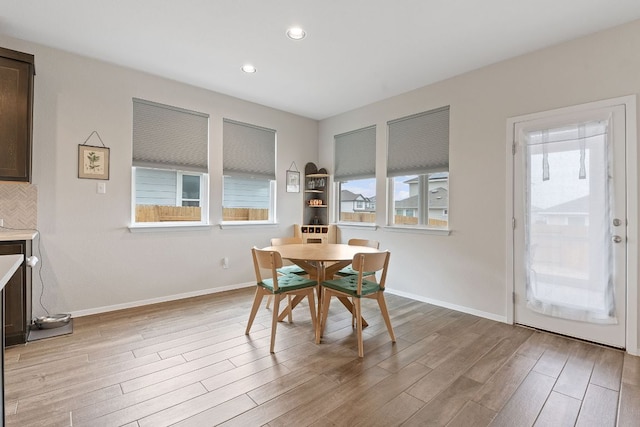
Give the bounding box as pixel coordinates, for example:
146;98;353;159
612;235;623;243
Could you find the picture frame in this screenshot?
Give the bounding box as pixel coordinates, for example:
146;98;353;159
78;144;110;180
286;169;300;193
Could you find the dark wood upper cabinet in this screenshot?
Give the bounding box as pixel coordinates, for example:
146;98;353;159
0;47;35;182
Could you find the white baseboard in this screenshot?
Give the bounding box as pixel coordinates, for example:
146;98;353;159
70;282;254;318
627;347;640;356
69;283;640;356
385;287;507;324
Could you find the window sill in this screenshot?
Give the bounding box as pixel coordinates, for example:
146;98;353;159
382;225;451;236
128;223;213;233
336;223;378;230
219;222;279;230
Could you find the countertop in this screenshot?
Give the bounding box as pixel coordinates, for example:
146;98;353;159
0;229;38;241
0;254;23;290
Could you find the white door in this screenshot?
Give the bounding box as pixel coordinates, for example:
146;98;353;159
512;103;627;348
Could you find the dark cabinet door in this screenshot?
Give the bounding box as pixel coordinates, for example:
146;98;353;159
0;48;35;182
0;242;27;346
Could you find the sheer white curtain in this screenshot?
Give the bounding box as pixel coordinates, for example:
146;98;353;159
523;119;617;324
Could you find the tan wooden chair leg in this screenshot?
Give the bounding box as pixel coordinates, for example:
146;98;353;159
265;295;272;309
246;288;264;335
270;294;281;353
307;289;317;332
351;296;357;328
377;293;396;342
355;297;364;357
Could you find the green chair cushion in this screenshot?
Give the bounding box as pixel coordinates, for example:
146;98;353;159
321;276;381;297
335;265;375;277
259;275;317;294
276;265;307;276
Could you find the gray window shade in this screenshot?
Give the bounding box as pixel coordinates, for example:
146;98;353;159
387;106;450;177
132;98;209;172
223;119;276;180
334;125;376;181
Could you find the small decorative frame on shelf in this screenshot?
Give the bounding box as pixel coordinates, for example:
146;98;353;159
286;169;300;193
78;144;110;180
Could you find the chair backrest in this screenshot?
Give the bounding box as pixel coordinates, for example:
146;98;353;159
351;250;390;293
252;247;284;291
348;238;380;249
270;236;303;246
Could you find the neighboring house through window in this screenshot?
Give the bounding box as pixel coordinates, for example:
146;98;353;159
341;190;376;213
131;98;209;225
393;173;449;224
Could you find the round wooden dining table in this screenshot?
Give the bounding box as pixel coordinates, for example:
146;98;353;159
262;243;381;343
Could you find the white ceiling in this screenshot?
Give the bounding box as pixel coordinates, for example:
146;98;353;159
2;1;640;120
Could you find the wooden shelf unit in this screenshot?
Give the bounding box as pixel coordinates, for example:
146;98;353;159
303;163;329;226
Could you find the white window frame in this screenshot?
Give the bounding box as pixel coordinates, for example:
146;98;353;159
385;106;451;235
386;174;433;226
221;119;277;227
177;172;202;207
221;176;276;226
130;98;210;231
335;178;377;225
385;173;450;235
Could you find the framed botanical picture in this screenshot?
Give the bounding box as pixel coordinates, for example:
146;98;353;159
286;169;300;193
78;144;110;180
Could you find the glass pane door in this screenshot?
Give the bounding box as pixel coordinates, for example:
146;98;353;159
524;121;615;323
513;103;626;348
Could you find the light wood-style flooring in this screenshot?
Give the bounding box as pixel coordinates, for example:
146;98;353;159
4;287;640;426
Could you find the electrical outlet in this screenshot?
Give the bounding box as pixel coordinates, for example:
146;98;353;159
222;257;229;269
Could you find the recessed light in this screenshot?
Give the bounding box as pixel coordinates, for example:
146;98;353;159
241;64;257;73
286;27;306;40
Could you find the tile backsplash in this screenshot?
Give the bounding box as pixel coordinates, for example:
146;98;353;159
0;183;38;229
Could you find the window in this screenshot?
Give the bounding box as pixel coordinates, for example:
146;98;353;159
387;106;450;228
223;119;276;223
180;174;201;206
334;126;376;224
131;99;209;225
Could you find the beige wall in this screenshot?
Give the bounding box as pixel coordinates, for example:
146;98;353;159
0;35;318;316
319;20;640;351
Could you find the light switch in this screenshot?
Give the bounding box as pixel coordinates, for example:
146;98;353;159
97;182;106;194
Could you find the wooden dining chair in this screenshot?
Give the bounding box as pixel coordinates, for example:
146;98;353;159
265;237;308;322
246;247;317;353
333;239;380;327
320;250;395;357
334;238;380;278
270;237;307;276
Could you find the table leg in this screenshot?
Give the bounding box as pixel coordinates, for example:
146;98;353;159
315;262;325;343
